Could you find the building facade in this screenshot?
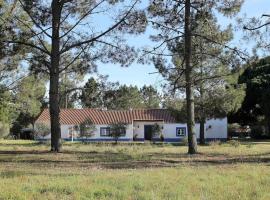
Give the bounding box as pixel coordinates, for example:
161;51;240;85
35;109;228;142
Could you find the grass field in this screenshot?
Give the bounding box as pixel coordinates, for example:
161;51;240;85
0;140;269;200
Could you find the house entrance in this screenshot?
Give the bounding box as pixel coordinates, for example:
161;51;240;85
144;125;154;140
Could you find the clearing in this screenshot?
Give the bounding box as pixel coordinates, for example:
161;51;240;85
0;140;269;200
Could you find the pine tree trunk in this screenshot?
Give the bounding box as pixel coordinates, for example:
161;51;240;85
50;0;62;152
266;116;270;136
184;0;197;154
199;119;205;145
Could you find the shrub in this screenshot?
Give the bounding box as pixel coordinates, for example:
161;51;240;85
152;123;162;139
79;118;96;142
34;123;50;138
109;122;127;144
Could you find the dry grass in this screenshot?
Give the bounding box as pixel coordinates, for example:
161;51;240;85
0;140;269;199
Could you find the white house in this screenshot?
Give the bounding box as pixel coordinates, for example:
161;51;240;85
35;108;228;142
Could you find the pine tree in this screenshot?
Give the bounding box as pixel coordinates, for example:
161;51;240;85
4;0;146;151
147;0;245;153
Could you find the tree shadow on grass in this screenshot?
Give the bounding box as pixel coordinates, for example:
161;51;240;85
0;149;269;170
0;141;49;147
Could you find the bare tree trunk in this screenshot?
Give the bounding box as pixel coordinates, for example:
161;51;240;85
184;0;197;154
199;119;205;145
50;0;62;152
266;116;270;136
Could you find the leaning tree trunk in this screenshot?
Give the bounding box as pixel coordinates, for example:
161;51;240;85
184;0;197;154
50;0;62;152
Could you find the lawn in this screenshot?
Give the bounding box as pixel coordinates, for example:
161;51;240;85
0;140;269;200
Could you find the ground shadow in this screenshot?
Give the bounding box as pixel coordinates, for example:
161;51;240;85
0;148;269;170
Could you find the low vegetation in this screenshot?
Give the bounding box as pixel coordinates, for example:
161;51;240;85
0;140;269;199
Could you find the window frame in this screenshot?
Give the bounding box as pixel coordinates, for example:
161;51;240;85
176;127;186;137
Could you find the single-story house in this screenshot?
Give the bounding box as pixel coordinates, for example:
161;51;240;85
35;108;228;142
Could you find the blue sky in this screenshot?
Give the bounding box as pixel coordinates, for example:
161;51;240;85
87;0;270;90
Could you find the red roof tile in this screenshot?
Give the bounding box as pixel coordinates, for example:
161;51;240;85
36;108;176;125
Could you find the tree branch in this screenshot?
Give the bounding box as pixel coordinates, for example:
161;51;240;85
193;33;249;60
13;16;50;55
60;0;106;39
243;22;270;31
60;0;139;54
59;44;91;73
18;0;52;38
4;40;50;55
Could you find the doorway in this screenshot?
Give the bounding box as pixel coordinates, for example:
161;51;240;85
144;125;154;140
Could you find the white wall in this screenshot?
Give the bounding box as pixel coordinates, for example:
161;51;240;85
163;118;227;139
35;123;133;140
163;123;188;139
203;118;228;139
133;121;164;139
35;118;227;140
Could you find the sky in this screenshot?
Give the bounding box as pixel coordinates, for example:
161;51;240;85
86;0;270;91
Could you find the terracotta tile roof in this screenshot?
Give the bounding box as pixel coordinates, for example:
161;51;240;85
36;108;177;125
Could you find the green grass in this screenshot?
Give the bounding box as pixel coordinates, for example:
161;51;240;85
0;140;269;200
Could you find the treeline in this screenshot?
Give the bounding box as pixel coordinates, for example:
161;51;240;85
229;57;270;139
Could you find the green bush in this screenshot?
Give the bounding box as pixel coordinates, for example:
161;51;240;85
34;123;50;138
79;118;96;141
0;122;10;138
109;122;127;144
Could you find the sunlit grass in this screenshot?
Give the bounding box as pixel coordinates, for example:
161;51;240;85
0;140;269;200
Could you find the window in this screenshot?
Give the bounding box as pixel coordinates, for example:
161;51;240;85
176;127;186;137
118;128;126;137
100;127;110;137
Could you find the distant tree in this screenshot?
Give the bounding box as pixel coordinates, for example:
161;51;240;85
80;76;119;109
79;118;96;142
140;85;161;109
81;77;160;110
236;57;270;135
59;73;84;109
0;86;16;138
13;76;46;127
110;85;144;110
109;122;127;144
